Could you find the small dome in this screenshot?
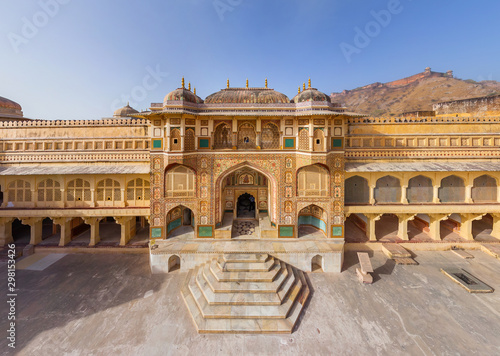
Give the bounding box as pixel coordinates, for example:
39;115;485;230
0;95;24;121
0;96;22;110
113;103;139;117
205;88;289;104
293;88;331;104
164;88;203;104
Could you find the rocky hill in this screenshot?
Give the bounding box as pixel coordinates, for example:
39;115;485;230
331;68;500;116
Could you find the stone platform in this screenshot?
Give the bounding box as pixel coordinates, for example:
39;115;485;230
150;238;344;273
181;253;310;333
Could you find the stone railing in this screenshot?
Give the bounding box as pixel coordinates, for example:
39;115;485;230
0;118;149;128
346;116;500;125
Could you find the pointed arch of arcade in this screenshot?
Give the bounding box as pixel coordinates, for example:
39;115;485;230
215;161;278;225
165;203;197;237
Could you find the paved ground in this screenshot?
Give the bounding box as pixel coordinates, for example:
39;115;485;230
1;250;500;355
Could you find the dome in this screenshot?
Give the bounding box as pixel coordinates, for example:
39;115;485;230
205;88;290;104
113;103;139;117
164;88;203;104
0;95;24;121
0;96;22;110
293;88;331;104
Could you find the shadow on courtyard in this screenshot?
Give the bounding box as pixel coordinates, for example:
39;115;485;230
0;253;167;351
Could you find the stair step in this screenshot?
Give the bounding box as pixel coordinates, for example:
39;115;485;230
210;259;281;282
203;262;288;294
217;258;276;272
223;253;269;263
189;269;304;319
195;267;282;305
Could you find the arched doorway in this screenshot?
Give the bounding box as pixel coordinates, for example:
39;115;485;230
168;255;180;272
237;193;256;219
166;205;195;239
312;255;324;272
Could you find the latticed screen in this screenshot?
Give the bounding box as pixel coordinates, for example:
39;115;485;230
97;179;122;201
166;166;195;197
127;178;150;201
237;124;256;149
185;129;195;151
37;179;61;202
67;179;91;202
299;129;309;150
8;180;31;202
298;165;329;197
170;129;182;151
214;123;232;149
261;123;280;149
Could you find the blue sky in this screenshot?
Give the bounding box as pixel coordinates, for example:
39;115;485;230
1;0;499;120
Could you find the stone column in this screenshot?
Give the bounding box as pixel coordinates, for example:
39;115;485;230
90;189;95;207
309;136;314;151
465;185;473;203
256;133;261;148
401;186;408;204
53;217;73;246
397;214;416;240
432;185;440;203
428;214;449;241
364;214;382;241
369;185;376;205
114;216;135;246
491;213;500;239
0;218;14;246
84;217;103;246
459;213;485;241
31;188;37;208
22;218;43;245
120;188;126;207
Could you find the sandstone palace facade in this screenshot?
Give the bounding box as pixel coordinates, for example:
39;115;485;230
1;79;500;274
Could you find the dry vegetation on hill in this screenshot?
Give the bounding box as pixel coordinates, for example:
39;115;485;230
331;76;500;116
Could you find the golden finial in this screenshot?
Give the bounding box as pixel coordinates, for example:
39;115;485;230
308;78;311;89
194;87;196;95
246;79;249;88
188;82;191;91
265;78;268;88
227;79;230;88
303;82;306;91
182;77;185;88
298;87;301;94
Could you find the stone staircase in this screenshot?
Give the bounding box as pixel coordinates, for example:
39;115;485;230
181;253;310;333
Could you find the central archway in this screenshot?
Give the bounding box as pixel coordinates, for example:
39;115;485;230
215;162;277;226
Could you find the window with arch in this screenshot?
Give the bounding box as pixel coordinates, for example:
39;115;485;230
472;175;497;202
67;179;91;202
375;175;401;203
96;179;122;202
261;123;280;149
297;165;329;197
166;165;195;197
37;179;61;202
237;123;256;149
214;123;232;149
127;178;150;202
170;128;181;151
313;129;325;152
407;175;433;203
345;176;369;204
298;128;309;150
185;128;195;151
8;180;31;202
439;175;465;203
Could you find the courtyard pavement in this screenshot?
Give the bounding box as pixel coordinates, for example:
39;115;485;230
1;250;500;355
